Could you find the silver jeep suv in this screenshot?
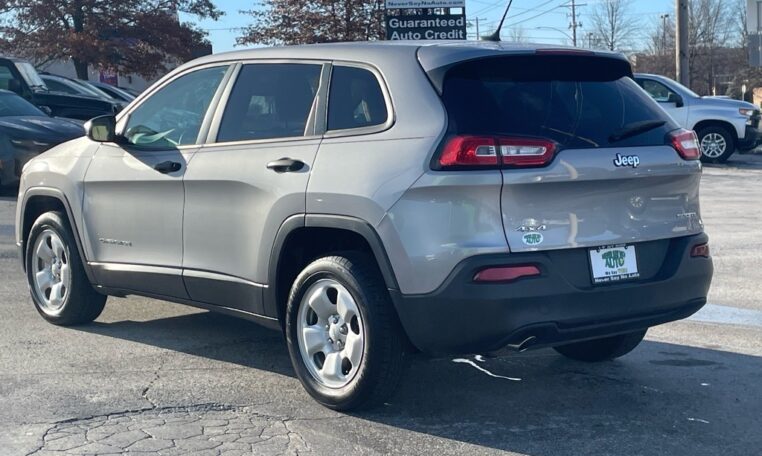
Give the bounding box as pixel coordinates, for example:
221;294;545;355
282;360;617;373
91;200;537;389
16;42;713;410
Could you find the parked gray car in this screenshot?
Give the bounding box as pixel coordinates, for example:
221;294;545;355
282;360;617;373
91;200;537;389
15;42;713;410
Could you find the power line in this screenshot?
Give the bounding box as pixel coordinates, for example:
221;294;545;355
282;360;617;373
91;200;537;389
505;1;567;28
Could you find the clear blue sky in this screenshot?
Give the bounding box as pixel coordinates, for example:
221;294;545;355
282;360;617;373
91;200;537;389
180;0;674;53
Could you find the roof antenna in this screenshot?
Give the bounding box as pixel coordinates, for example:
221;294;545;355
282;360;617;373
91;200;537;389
481;0;514;42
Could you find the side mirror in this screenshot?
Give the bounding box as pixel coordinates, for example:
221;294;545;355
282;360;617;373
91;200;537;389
85;115;117;142
38;105;52;117
667;92;684;108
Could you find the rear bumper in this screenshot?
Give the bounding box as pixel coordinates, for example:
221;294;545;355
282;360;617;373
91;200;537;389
391;233;712;354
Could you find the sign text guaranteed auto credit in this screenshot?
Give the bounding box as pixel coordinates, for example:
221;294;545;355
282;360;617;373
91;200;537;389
386;14;467;40
386;0;465;8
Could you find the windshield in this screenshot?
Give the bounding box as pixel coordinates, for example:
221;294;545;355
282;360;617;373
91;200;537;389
14;62;46;88
441;56;678;149
0;92;45;117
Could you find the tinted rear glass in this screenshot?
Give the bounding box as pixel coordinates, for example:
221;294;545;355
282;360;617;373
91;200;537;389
441;56;677;149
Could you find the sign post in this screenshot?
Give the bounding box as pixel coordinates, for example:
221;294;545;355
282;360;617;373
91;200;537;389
384;1;467;42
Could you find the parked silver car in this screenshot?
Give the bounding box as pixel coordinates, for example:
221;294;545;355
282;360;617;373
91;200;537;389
15;42;713;410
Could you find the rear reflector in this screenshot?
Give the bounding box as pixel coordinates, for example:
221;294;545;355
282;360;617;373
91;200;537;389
691;243;710;258
438;135;556;169
669;129;701;160
474;265;541;283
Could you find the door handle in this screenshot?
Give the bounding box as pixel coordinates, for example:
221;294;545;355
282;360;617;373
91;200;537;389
154;161;182;174
266;157;305;173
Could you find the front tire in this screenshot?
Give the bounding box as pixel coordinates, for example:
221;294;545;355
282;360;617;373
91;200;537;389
285;254;406;411
26;211;106;326
697;126;735;163
553;330;647;362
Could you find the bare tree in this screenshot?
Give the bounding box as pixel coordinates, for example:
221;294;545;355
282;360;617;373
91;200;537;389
588;0;639;51
688;0;735;94
639;15;676;79
507;26;527;43
635;0;758;97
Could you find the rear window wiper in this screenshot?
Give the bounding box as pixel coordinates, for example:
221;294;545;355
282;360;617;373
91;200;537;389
609;120;666;143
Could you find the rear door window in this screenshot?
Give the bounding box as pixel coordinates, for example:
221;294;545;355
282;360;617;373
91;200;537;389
441;56;677;150
327;66;388;131
217;63;322;142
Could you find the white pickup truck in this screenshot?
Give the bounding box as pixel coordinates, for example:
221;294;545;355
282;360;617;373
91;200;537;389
634;73;761;162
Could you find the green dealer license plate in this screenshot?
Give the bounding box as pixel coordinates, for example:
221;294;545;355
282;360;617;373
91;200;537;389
589;245;640;285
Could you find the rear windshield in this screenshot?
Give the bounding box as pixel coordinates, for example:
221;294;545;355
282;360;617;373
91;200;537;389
440;55;677;149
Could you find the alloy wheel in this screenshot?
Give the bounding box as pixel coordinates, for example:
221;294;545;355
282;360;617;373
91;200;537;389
700;133;727;158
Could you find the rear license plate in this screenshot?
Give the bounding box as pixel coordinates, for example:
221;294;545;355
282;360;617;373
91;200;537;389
589;245;640;285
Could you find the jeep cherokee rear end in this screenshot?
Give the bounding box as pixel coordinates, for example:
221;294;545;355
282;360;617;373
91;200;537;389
382;45;713;354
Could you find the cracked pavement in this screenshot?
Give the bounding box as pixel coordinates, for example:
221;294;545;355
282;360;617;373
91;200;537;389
1;154;762;455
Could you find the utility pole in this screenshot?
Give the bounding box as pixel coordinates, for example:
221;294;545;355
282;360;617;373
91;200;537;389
676;0;690;86
660;14;670;54
571;0;577;46
476;17;480;38
564;0;585;47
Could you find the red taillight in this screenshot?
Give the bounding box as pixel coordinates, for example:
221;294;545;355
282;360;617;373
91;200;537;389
474;265;541;283
438;135;556;169
670;129;701;160
691;243;710;258
439;136;499;167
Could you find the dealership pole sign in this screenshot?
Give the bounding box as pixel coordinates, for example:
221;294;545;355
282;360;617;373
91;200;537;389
385;0;467;42
386;0;465;7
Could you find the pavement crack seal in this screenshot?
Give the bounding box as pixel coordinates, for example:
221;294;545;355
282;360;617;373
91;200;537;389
23;423;54;456
141;352;168;409
284;418;312;454
452;356;522;381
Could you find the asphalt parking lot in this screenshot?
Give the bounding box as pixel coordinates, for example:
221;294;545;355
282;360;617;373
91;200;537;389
1;155;761;456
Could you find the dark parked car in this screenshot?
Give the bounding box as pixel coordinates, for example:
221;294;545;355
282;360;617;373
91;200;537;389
0;90;83;187
40;74;128;111
88;81;136;103
0;57;120;121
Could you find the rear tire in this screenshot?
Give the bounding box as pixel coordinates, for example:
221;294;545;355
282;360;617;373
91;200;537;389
697;126;735;163
26;211;106;326
285;253;406;411
553;330;647;362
